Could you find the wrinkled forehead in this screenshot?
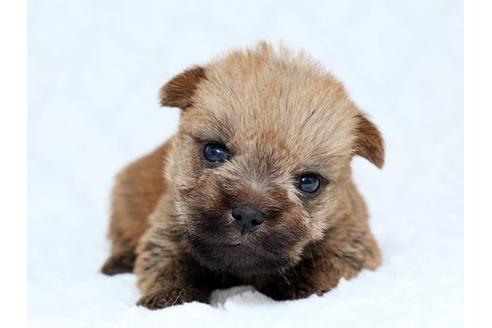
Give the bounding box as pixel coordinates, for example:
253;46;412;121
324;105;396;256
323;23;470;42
180;64;358;175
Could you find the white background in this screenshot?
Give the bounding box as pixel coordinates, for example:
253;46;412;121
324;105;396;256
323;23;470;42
28;1;463;327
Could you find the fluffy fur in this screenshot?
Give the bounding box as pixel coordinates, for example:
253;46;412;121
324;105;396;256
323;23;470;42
101;42;384;310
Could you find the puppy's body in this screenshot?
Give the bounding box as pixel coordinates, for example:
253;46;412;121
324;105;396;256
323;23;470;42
101;43;384;309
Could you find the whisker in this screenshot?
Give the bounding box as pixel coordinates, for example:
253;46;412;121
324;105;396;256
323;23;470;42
278;270;291;285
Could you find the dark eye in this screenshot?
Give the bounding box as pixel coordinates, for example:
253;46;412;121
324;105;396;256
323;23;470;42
203;142;228;163
297;173;321;193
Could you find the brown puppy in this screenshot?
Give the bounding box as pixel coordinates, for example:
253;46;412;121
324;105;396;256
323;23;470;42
101;42;384;310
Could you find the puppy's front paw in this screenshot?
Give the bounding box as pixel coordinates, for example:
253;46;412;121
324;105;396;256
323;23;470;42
101;250;136;276
137;288;195;310
259;280;317;301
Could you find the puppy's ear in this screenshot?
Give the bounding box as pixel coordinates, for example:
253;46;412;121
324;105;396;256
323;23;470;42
159;66;206;109
354;114;385;168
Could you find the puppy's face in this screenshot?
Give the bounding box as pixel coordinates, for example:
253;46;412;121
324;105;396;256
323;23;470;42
162;44;384;276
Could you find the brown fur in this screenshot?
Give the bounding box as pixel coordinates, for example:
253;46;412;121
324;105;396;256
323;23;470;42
101;42;384;309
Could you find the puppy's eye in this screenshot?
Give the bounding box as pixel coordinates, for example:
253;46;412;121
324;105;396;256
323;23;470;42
203;142;229;163
297;173;321;193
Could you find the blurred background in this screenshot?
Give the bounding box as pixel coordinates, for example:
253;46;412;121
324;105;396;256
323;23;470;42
28;0;463;327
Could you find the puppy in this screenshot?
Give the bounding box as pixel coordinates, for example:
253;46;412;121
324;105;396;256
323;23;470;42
101;42;384;310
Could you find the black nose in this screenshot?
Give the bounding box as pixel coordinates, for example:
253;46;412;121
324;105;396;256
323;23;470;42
231;206;264;233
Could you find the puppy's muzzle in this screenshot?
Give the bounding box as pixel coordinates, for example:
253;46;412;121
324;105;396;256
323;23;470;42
231;206;264;234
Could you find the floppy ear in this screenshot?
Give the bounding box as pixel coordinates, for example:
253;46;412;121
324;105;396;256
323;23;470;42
159;66;206;109
354;114;385;168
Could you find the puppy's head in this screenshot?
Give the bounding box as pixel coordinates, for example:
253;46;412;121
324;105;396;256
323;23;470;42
161;43;384;276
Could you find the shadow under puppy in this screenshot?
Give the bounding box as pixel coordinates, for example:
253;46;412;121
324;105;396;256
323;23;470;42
101;43;384;310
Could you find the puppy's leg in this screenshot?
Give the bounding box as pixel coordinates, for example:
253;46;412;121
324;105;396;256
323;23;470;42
101;188;144;275
100;214;139;275
101;199;143;275
100;241;136;275
257;230;381;301
255;258;348;301
101;143;170;275
134;225;215;310
255;257;338;301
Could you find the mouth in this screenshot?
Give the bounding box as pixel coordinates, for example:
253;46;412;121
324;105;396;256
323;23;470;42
223;243;242;248
187;233;292;276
